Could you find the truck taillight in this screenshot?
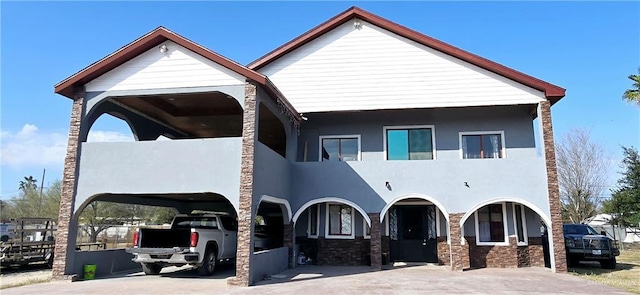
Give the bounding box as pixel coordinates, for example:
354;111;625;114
190;232;199;247
133;231;139;247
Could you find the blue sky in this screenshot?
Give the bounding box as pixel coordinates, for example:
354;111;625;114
1;1;638;198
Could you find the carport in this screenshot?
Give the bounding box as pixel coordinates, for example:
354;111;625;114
68;192;239;279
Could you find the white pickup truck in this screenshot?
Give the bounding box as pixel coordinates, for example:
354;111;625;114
126;213;237;276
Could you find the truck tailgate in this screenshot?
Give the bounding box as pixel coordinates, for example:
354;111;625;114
138;228;191;248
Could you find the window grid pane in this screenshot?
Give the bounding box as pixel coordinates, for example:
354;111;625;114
329;205;341;234
309;205;318;235
322;137;358;161
387;128;433;160
515;205;525;243
462;134;502;159
478;204;504;242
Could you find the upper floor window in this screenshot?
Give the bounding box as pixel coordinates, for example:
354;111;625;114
320;135;360;161
385;126;435;160
326;203;354;239
460;131;505;159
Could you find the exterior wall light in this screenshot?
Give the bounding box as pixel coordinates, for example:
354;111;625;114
354;19;363;30
159;44;168;53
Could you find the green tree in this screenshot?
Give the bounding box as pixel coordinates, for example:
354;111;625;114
603;146;640;227
18;176;38;192
623;68;640;106
4;179;61;219
556;129;609;223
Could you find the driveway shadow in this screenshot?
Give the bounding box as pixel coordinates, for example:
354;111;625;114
255;263;439;286
569;261;636;275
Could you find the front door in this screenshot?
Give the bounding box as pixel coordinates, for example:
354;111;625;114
389;205;438;263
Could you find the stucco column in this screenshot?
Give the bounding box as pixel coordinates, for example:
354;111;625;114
368;213;382;270
229;82;258;287
540;100;567;272
448;213;466;271
52;88;85;280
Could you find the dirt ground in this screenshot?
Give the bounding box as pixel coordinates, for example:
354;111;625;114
0;264;52;289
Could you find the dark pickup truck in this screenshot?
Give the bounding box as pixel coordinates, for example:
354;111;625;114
563;223;619;269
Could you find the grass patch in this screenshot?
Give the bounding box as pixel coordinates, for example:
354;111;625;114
569;244;640;294
0;276;52;290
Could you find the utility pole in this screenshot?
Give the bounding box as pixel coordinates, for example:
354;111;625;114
38;169;46;215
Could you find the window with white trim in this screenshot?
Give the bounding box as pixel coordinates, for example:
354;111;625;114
308;204;319;238
325;203;354;239
385;126;435;160
460;131;505;159
513;204;528;245
363;218;371;239
320;135;360;161
475;203;508;245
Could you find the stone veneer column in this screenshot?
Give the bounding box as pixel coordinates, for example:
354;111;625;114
283;223;294;268
540;100;567;272
368;213;381;270
449;213;465;271
228;82;258;286
52;88;84;280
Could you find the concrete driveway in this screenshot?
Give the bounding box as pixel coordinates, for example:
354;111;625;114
1;264;632;294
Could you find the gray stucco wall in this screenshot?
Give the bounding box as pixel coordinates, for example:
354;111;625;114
73;249;140;279
252;88;297;219
253;142;291;204
75;138;242;213
297;105;537;162
290;105;550;220
251;247;289;283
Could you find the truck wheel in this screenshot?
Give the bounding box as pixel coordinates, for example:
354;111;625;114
142;263;162;275
600;258;616;269
197;249;217;276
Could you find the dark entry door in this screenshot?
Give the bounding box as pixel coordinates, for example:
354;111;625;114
390;205;437;263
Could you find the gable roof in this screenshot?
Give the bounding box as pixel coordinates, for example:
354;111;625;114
54;27;300;121
248;6;565;104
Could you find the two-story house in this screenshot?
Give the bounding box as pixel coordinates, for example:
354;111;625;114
52;7;566;286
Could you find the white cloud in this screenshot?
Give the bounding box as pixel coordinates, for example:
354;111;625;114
1;124;133;168
87;131;134;143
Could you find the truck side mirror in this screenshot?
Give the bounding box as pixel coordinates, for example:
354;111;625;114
600;230;606;236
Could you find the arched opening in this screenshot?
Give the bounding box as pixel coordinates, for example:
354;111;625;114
258;102;287;157
86;112;135;143
459;199;552;269
292;197;371;266
110;91;243;139
254;196;291;252
380;195;449;265
73;192;238;251
68;192;239;278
